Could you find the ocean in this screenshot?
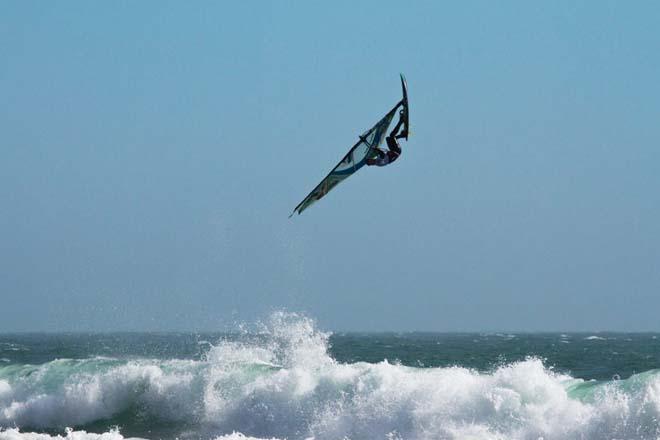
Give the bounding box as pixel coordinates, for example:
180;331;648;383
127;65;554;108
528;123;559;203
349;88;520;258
1;312;659;440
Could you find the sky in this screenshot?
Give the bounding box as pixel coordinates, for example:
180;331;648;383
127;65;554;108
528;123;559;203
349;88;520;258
2;1;660;332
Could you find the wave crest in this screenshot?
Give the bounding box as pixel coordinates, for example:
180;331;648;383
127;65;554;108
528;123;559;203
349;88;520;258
1;313;660;440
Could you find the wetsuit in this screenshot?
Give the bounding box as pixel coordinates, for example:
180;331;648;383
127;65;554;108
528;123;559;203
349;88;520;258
366;109;406;167
368;136;401;167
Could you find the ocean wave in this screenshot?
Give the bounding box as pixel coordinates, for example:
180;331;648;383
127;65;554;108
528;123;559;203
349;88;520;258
0;429;280;440
1;313;660;440
0;428;132;440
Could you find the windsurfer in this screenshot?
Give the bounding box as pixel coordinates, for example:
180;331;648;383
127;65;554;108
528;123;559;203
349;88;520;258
366;107;407;167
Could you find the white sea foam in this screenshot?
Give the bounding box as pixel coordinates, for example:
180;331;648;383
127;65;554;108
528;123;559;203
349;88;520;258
0;428;137;440
0;429;279;440
1;313;660;440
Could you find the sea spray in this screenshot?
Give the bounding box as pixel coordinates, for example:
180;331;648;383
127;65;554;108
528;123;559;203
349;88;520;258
1;313;660;439
0;429;278;440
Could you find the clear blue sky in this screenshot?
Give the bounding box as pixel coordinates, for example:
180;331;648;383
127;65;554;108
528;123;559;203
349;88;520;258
2;1;659;331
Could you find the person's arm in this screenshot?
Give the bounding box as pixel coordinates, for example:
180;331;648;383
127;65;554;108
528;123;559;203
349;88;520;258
390;111;406;139
366;148;386;166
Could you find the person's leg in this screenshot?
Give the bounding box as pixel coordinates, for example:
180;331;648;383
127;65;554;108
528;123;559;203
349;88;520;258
386;135;401;155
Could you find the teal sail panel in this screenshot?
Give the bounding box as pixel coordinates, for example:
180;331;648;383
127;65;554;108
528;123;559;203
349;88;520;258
290;106;398;217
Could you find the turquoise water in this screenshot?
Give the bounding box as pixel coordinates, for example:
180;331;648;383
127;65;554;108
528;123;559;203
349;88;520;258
3;331;659;380
1;313;659;440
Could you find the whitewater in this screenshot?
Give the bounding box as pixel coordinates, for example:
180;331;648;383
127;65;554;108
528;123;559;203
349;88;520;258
1;313;659;440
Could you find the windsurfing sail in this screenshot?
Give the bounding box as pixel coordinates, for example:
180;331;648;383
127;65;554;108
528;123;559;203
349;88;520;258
290;75;409;217
289;105;398;217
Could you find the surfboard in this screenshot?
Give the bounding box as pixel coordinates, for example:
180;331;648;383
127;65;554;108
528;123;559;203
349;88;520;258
400;73;409;140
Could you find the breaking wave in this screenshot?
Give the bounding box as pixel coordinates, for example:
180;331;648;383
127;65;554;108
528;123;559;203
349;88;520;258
1;312;660;440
